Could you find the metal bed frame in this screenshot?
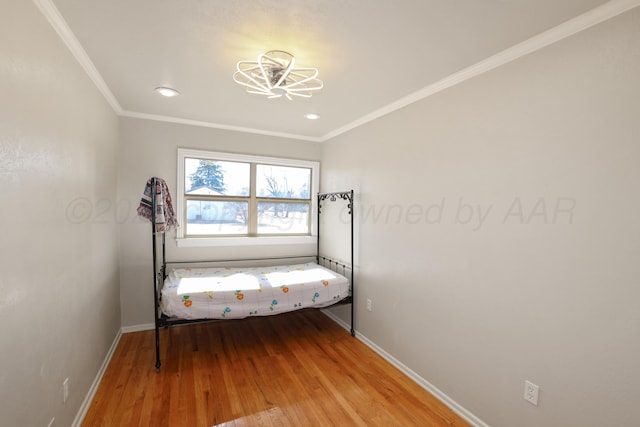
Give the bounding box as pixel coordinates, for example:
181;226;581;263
149;178;354;371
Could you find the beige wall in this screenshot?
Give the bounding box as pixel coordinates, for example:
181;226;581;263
118;117;322;327
322;7;640;427
0;1;121;426
3;1;638;425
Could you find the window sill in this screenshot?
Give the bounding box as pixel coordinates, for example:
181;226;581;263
175;235;317;248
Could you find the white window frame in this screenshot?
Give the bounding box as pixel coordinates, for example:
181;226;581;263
176;148;319;248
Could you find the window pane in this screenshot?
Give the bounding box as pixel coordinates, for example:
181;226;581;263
257;202;309;234
185;200;248;235
256;165;311;200
185;158;250;196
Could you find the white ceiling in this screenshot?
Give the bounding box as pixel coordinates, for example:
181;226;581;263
42;0;634;141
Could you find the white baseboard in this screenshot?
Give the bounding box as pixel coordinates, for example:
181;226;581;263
71;328;122;427
121;322;155;333
321;309;352;332
321;311;489;427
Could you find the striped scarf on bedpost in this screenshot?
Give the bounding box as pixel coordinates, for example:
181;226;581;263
137;177;179;233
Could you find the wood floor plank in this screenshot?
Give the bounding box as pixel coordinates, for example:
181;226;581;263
83;310;470;426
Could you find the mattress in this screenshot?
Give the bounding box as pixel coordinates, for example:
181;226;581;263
161;262;350;320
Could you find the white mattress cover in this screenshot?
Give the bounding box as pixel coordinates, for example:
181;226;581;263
161;262;350;320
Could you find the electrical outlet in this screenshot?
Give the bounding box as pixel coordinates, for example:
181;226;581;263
524;380;539;406
63;378;69;403
366;298;373;312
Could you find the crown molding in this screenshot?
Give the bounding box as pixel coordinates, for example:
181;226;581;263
319;0;640;142
33;0;122;114
120;110;323;143
35;0;639;143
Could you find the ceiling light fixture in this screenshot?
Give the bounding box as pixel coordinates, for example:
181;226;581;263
233;50;323;100
304;113;320;120
155;86;180;97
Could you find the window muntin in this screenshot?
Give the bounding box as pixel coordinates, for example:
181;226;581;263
177;149;318;240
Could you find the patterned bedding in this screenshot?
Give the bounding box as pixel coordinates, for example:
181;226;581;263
161;262;350;320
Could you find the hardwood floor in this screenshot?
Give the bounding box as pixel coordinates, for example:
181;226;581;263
82;310;469;426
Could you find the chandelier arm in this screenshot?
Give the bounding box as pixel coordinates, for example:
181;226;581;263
260;52;290;70
247;89;272;96
273;57;296;88
280;68;321;90
236;61;259;71
234;66;271;93
287;67;319;78
233;76;270;93
257;54;273;90
283;77;322;90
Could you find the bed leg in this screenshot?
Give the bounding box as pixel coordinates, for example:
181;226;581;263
350;297;355;337
154;349;161;372
154;317;161;371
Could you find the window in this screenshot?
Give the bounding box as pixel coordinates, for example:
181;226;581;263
177;149;319;246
